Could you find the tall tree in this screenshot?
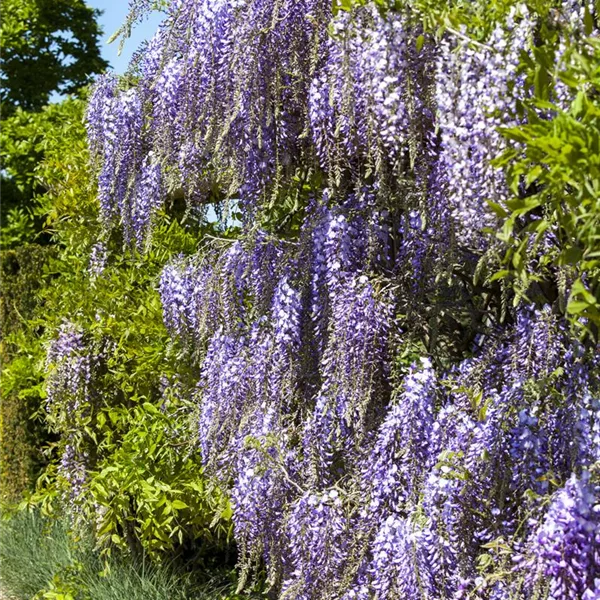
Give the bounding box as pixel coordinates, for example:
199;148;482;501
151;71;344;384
1;0;109;243
0;0;108;113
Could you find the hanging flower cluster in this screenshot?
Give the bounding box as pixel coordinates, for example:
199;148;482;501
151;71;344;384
87;0;333;244
434;7;534;249
46;321;96;507
308;5;431;188
80;0;600;597
85;0;532;251
524;473;600;599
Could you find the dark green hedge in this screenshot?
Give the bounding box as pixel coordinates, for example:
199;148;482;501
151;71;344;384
1;244;53;502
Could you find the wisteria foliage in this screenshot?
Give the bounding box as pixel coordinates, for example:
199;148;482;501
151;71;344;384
74;0;600;598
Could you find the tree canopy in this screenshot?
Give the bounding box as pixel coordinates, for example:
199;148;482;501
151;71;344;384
0;0;108;113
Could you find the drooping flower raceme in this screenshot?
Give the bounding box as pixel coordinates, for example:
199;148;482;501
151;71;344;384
305;274;393;482
362;358;437;517
434;8;534;249
281;489;350;599
526;474;600;600
46;321;91;416
46;322;95;508
310;7;407;172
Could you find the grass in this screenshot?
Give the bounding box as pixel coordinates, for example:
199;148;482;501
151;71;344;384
0;509;248;600
0;509;76;599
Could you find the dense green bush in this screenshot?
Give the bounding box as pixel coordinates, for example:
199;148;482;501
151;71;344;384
1;98;89;503
0;98;94;245
0;2;239;595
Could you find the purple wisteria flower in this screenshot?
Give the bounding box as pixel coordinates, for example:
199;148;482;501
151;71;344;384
281;489;349;599
58;443;89;509
305;274;393;481
526;473;600;600
309;4;429;187
46;321;99;511
88;242;107;279
230;407;298;587
46;321;91;415
362;358;437;516
434;8;534;249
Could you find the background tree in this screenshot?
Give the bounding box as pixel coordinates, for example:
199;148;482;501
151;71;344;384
0;0;108;113
0;0;108;239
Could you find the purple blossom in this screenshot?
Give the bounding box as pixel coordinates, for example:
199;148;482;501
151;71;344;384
87;80;156;245
526;474;600;600
46;321;91;415
309;5;425;185
130;154;164;247
230;407;298;586
159;256;197;341
58;443;89;509
362;358;437;516
197;330;249;466
367;516;421;599
45;322;101;512
305;275;393;481
88;242;107;278
434;9;534;249
281;489;349;599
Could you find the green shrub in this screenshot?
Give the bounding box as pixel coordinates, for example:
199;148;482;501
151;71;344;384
88;401;233;560
9;96;234;562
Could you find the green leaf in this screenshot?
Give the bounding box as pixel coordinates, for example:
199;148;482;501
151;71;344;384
567;300;591;314
221;502;233;521
571;278;597;303
559;246;583;266
490;269;510;283
584;5;594;36
142;402;160;415
486;200;508;219
416;34;424;52
534;65;550;101
571;91;587;118
525;165;543;187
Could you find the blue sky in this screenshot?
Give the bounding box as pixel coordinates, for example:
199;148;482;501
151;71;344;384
87;1;165;74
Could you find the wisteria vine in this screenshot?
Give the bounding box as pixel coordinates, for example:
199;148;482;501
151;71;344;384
52;0;600;598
